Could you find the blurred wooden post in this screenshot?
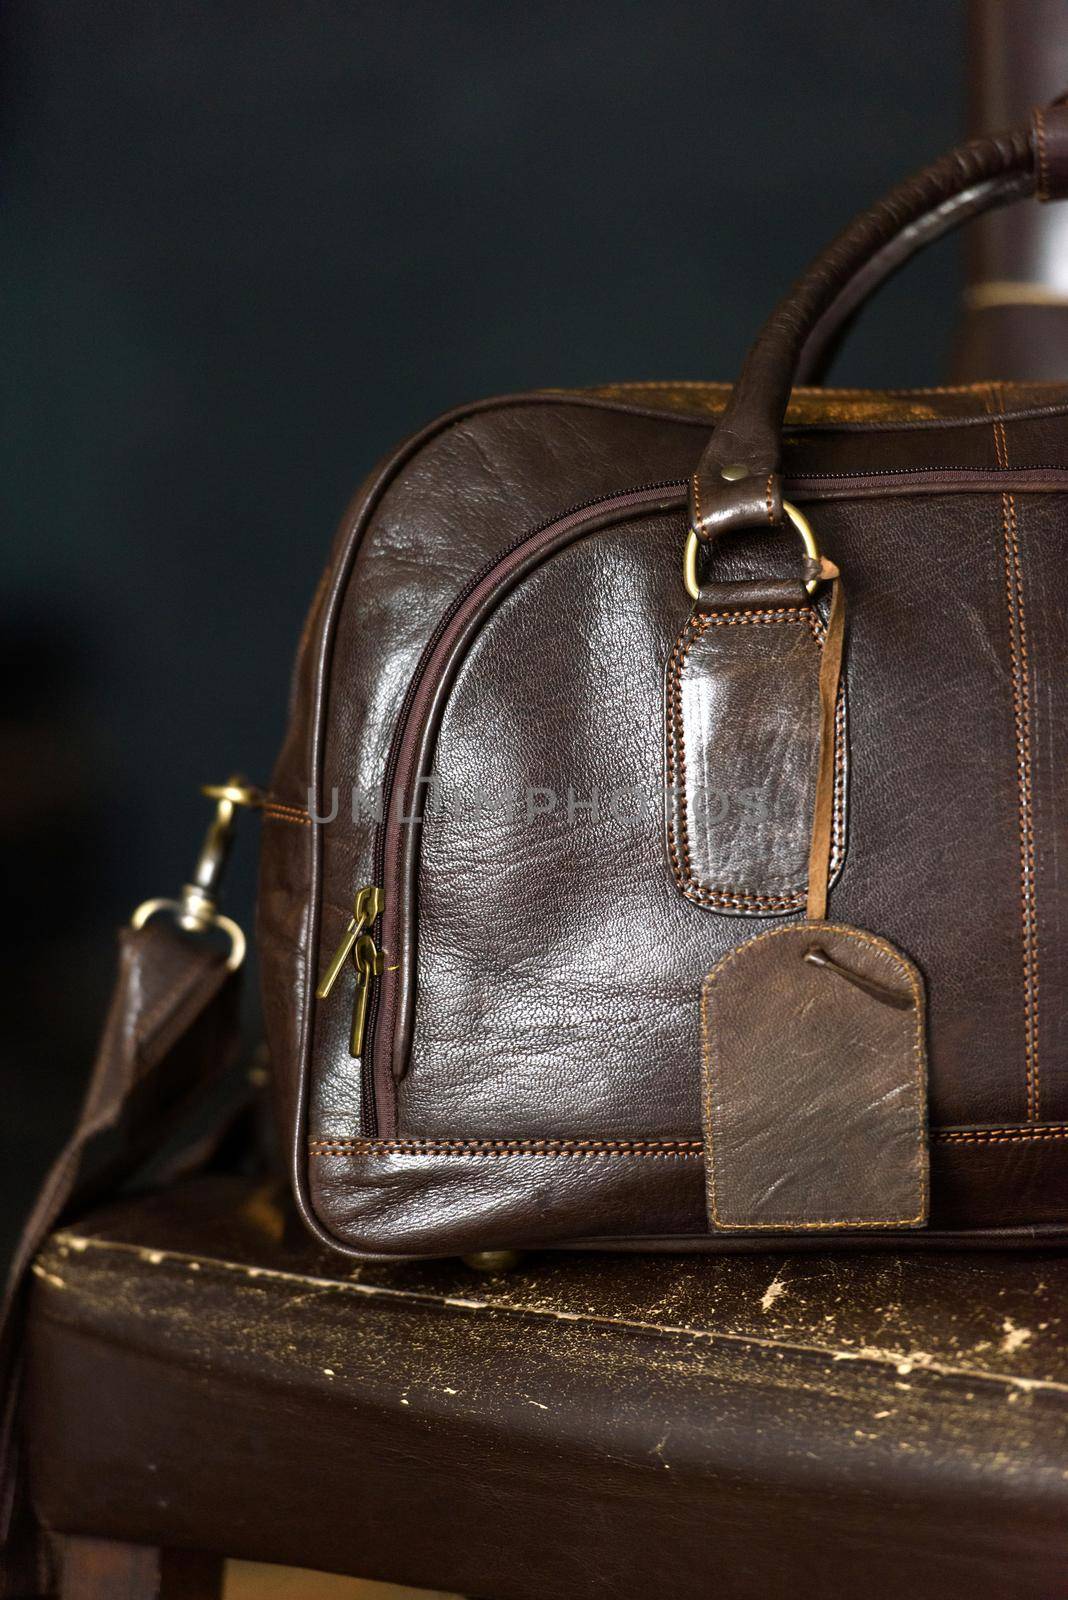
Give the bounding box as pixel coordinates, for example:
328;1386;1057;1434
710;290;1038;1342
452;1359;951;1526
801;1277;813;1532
953;0;1068;378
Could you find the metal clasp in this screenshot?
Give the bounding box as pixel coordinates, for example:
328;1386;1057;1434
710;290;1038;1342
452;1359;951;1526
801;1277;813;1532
131;776;262;970
683;499;823;602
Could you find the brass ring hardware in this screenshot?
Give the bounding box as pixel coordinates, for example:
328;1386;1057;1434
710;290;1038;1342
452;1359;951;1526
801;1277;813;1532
200;781;264;810
131;897;246;971
130;773;259;971
683;500;822;602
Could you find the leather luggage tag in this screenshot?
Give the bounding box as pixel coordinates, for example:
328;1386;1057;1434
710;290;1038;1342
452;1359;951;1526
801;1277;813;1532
694;563;930;1232
701;923;927;1231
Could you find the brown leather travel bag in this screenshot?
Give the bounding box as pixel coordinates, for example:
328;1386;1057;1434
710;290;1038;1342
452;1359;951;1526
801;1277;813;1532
245;101;1068;1258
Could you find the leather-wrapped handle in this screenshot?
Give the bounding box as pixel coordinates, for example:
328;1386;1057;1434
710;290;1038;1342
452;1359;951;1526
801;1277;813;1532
692;101;1068;541
795;171;1030;386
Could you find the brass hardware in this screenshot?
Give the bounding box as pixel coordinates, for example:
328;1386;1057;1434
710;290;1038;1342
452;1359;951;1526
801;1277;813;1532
316;885;384;1000
683;499;822;603
803;945;913;1010
316;884;390;1057
682;531;701;602
964;279;1068;312
462;1250;524;1273
200;781;264;809
720;462;750;482
131;774;257;970
349;932;386;1057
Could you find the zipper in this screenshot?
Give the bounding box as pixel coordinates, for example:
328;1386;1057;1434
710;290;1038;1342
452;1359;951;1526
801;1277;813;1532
315;883;386;1059
368;481;688;1133
322;462;1068;1136
313;485;685;1123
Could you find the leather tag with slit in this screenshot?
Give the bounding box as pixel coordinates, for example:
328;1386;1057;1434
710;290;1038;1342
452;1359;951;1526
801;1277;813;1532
700;922;928;1232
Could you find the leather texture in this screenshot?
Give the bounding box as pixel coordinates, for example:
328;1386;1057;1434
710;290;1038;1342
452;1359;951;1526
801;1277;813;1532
666;597;846;914
20;1175;1068;1600
701;923;927;1232
270;395;1068;1259
257;109;1068;1260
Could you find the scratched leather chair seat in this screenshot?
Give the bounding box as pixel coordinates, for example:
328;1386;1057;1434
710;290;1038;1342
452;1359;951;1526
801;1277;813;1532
23;1173;1068;1599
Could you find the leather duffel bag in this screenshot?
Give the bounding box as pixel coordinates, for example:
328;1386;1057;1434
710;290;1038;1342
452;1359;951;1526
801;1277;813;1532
13;95;1068;1600
248;101;1068;1258
17;103;1068;1286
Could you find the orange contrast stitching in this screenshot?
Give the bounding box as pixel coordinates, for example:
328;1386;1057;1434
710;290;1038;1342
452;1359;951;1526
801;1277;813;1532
264;801;312;826
308;1126;1068;1157
665;607;845;911
1035;108;1050;203
999;488;1040;1120
937;1129;1068;1145
601;380;1015;398
309;1138;702;1159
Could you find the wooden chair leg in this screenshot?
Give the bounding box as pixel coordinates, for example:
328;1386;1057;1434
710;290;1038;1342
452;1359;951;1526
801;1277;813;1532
56;1535;224;1600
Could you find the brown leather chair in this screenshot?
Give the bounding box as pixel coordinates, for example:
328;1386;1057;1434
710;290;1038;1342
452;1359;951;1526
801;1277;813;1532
22;1169;1068;1599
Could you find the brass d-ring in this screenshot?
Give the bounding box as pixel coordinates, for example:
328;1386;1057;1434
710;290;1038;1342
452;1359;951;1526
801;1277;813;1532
683;499;822;602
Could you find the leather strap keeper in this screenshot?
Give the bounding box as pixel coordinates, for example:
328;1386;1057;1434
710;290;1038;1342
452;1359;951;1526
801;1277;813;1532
1033;99;1068;202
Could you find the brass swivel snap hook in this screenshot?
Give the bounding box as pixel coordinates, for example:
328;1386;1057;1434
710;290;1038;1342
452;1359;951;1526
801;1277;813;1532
130;775;263;970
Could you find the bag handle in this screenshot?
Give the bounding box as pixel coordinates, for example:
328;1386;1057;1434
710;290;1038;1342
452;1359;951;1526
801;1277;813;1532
690;100;1068;543
795;169;1030;386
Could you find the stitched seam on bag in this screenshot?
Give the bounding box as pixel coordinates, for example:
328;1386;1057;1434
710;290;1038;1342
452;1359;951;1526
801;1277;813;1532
665;608;845;908
1035;108;1051;203
665;612;808;909
264;801;312;826
667;610;836;906
765;475;774;525
937;1131;1068;1145
997;481;1040;1120
309;1139;703;1159
602;380;1022;398
308;1126;1068;1156
936;1122;1068;1141
988;392;1041;1119
700;924;926;1229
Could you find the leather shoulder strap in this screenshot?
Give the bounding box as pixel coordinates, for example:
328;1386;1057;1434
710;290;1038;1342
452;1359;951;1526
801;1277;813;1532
0;921;241;1593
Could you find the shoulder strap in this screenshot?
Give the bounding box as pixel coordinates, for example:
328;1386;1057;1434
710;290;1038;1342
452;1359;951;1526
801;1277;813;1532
0;783;258;1594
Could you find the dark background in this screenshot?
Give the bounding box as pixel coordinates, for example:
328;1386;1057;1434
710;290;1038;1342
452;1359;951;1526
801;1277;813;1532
1;1;964;1242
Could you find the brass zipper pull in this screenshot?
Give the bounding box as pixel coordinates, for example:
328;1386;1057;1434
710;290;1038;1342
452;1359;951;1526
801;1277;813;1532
316;884;384;1000
350;932;386;1058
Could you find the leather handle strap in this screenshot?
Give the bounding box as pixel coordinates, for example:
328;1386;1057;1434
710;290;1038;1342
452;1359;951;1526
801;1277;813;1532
796;171;1030;386
691;102;1068;540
